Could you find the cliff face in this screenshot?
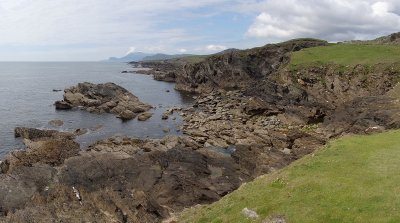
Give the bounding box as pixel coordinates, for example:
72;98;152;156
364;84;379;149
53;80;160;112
174;39;328;92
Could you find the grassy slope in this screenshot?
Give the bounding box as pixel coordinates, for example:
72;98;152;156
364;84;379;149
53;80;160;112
180;130;400;223
290;44;400;68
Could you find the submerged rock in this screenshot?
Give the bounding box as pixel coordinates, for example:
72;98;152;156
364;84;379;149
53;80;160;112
48;119;64;127
55;82;152;120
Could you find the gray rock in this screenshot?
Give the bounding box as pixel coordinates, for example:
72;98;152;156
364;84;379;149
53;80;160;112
118;110;136;121
242;208;259;219
55;82;151;118
48;119;64;127
137;112;153;121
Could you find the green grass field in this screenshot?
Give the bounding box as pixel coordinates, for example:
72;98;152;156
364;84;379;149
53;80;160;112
180;130;400;223
289;44;400;68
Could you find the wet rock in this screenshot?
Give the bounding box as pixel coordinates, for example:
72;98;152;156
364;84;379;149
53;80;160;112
137;112;153;121
54;100;72;110
162;113;169;120
74;128;89;136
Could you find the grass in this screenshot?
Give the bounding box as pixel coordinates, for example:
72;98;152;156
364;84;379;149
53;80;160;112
289;44;400;69
180;130;400;223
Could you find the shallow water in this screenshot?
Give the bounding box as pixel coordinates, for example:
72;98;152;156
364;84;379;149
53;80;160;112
0;62;193;157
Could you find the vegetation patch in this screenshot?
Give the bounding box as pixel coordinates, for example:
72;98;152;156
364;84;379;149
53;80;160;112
289;44;400;69
180;130;400;223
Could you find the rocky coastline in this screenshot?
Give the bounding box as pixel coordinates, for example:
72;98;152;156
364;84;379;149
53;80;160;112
2;38;400;222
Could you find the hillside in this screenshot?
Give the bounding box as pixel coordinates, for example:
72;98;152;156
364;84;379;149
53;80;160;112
180;130;400;223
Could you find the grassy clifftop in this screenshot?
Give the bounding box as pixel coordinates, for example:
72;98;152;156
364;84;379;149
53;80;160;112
289;43;400;68
180;130;400;223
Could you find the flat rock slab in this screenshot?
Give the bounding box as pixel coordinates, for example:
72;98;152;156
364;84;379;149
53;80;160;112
55;82;152;120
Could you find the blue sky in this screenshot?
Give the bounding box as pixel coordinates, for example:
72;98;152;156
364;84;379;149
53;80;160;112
1;0;400;61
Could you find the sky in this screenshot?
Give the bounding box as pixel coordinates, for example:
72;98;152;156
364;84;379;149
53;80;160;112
1;0;400;61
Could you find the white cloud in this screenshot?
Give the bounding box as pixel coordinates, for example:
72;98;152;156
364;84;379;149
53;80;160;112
0;0;244;60
2;0;400;60
178;48;188;53
206;44;227;51
246;0;400;42
125;47;136;55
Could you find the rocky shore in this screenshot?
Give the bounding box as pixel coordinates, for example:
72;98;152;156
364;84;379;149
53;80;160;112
0;128;258;222
3;38;400;222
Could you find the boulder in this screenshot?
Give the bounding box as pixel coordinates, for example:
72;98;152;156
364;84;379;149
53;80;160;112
54;100;72;110
137;112;153;121
118;110;136;121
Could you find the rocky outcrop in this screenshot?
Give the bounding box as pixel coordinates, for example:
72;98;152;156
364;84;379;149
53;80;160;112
130;61;182;82
55;82;152;120
173;39;327;92
2;128;79;174
322;96;400;137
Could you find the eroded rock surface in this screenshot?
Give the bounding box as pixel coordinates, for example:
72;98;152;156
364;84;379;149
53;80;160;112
0;130;254;222
55;82;152;120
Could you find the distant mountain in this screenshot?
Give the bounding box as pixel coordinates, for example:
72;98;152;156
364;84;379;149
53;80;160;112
142;53;195;61
106;52;153;62
214;48;240;55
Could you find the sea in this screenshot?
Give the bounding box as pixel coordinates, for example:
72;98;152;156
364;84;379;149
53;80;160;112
0;62;194;157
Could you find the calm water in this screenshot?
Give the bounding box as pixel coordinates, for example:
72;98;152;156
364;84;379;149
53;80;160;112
0;62;193;157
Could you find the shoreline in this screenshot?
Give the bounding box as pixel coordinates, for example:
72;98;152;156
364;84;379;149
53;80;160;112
2;38;400;222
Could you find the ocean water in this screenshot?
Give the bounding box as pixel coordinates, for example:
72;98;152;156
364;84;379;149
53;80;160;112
0;62;193;157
